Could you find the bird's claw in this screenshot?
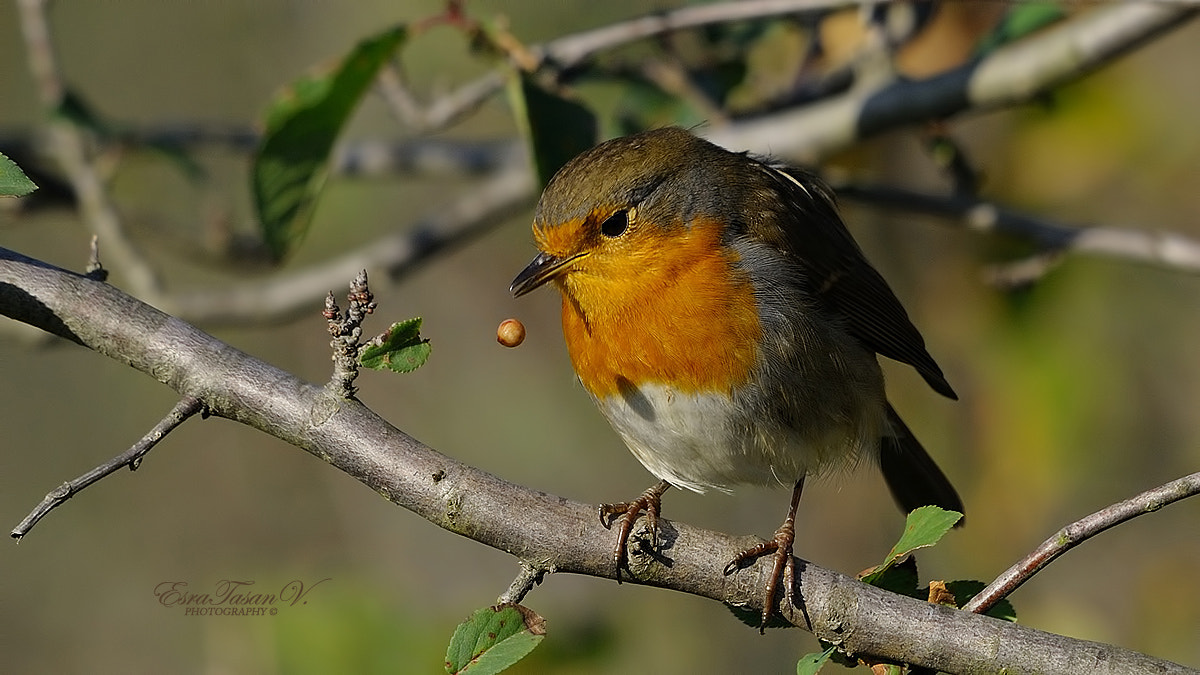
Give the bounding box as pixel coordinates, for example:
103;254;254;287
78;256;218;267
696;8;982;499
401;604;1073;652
598;480;670;583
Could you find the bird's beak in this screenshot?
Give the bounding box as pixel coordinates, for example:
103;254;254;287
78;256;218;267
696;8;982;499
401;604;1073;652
510;251;577;297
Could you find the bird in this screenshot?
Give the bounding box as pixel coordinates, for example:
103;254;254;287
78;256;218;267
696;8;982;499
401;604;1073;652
510;127;962;630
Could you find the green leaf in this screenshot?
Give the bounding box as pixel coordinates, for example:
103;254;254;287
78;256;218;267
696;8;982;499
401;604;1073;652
445;604;546;675
359;318;430;373
796;645;836;675
946;580;1018;622
885;506;962;567
860;506;960;587
0;152;37;197
252;25;406;261
507;72;597;189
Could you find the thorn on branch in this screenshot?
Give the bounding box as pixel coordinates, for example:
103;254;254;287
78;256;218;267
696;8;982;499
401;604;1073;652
326;269;376;399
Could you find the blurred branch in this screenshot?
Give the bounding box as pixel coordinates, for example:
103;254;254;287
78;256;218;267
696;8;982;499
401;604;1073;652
160;160;533;325
0;129;521;187
964;472;1200;616
708;2;1199;162
376;63;429;131
1;246;1191;674
420;0;845;132
10;396;204;540
835;182;1200;281
15;0;163;300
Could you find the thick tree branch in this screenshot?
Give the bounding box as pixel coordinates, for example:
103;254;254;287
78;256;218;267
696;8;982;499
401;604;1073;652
2;248;1194;674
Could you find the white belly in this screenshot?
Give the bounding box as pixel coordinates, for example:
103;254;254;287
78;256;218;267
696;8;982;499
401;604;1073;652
593;381;880;493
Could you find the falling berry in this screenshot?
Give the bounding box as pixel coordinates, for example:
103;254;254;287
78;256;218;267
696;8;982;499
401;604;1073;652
497;319;526;348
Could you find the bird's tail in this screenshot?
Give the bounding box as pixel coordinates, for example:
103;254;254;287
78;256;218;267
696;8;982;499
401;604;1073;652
879;404;964;523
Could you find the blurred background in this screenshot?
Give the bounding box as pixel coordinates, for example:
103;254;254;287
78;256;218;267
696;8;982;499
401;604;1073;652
2;1;1198;672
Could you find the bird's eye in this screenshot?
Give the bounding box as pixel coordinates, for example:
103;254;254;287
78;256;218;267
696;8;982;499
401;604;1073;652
600;210;629;238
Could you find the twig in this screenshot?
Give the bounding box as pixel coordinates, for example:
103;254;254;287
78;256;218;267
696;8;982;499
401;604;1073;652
10;396;204;541
423;71;508;131
498;562;547;606
331;137;522;178
324;270;375;398
983;251;1066;290
84;234;107;281
538;0;842;70
375;63;429;131
964;472;1200;616
834;182;1200;278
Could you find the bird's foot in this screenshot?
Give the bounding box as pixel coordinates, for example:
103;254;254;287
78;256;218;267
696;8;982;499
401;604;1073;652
598;479;671;582
724;520;795;634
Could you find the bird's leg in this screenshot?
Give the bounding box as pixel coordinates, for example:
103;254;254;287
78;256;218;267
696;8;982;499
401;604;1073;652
598;479;671;583
724;477;805;633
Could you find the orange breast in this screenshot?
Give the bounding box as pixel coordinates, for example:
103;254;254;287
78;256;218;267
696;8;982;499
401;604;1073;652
559;219;762;398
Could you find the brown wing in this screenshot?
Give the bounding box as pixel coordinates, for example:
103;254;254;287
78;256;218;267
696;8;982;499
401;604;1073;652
768;165;957;400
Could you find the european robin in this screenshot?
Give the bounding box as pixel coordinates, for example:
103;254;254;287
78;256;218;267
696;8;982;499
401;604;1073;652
510;127;962;630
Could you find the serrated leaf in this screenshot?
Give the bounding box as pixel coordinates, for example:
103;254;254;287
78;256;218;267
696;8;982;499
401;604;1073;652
445;604;546;675
0;152;37;197
359;318;430;373
796;645;836;675
884;506;962;567
860;507;960;587
252;25;406;261
507;72;596;189
946;580;1018;622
